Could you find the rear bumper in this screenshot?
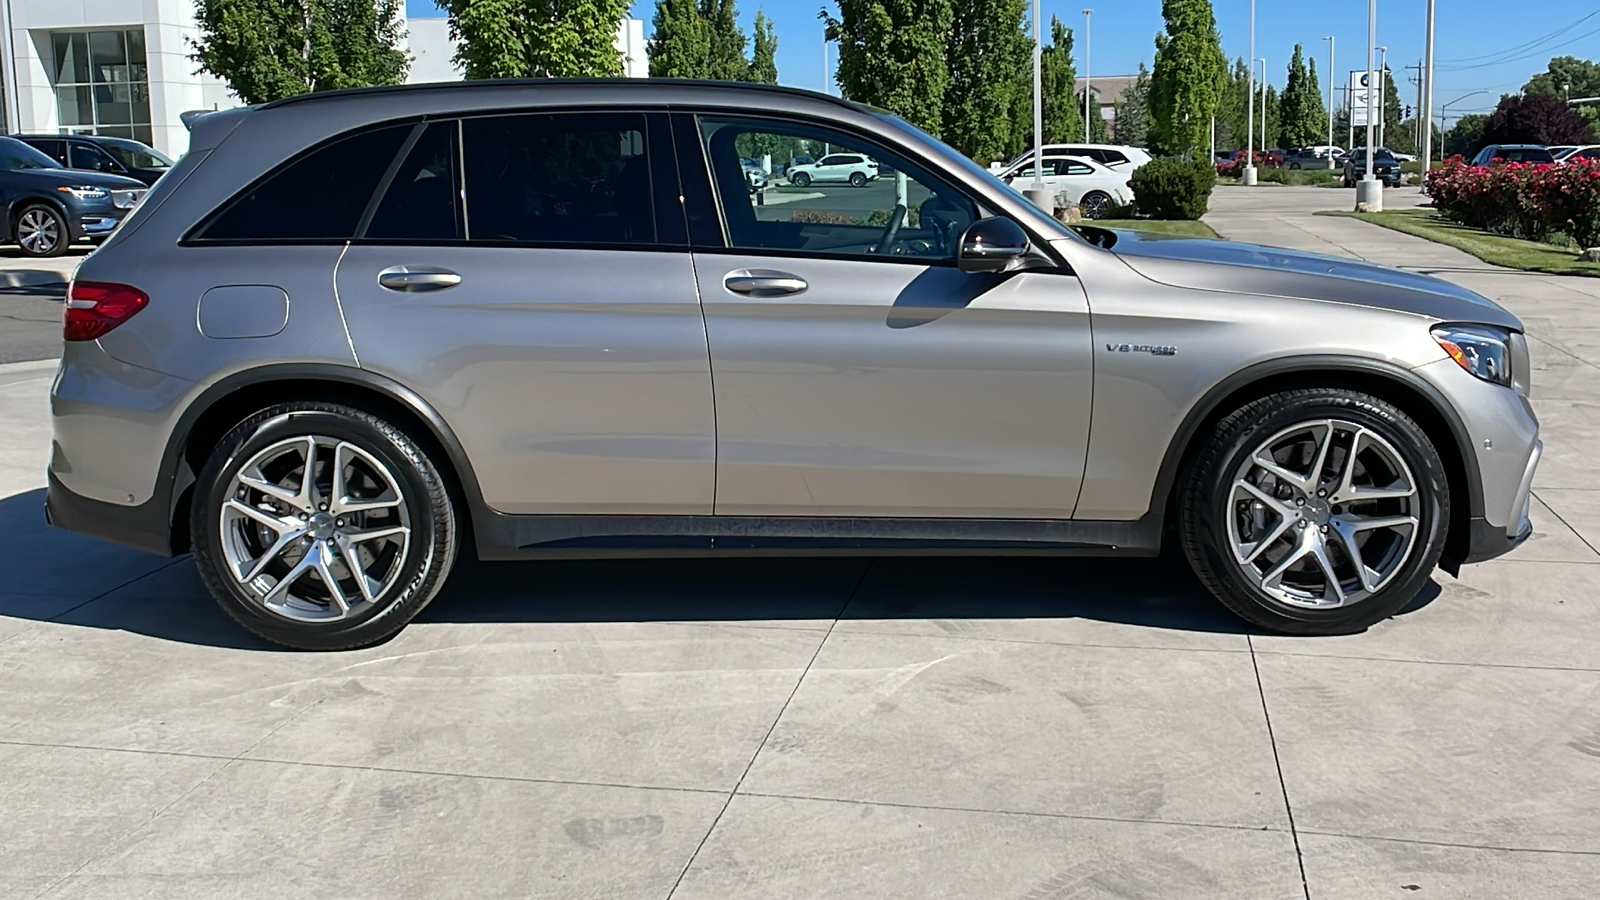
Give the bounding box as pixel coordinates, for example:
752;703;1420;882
45;470;174;557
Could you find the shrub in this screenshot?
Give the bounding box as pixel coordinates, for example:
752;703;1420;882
1425;155;1600;249
1130;157;1217;220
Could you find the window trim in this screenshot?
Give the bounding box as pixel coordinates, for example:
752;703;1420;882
677;109;993;269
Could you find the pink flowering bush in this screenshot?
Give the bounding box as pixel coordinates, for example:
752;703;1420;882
1426;155;1600;250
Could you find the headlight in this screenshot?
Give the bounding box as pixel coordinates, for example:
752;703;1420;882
58;185;109;201
111;189;145;210
1432;324;1513;388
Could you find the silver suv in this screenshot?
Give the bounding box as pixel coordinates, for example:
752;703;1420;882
47;81;1540;650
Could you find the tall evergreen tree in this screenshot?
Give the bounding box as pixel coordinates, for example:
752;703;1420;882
1148;0;1228;158
747;9;778;83
1215;56;1251;150
192;0;408;105
701;0;748;80
1079;89;1110;141
1113;62;1153;147
942;0;1031;163
1277;44;1317;148
647;0;711;78
1039;17;1084;143
442;0;627;78
824;0;953;135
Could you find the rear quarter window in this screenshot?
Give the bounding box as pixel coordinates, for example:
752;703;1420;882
190;124;410;242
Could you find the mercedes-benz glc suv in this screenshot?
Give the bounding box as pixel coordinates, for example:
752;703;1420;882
46;80;1540;650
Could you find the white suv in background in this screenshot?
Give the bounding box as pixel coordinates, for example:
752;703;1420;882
1006;143;1152;172
1000;154;1132;219
786;153;879;187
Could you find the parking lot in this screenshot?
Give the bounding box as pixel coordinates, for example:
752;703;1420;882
3;188;1599;898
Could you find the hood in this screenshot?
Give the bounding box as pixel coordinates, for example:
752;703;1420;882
19;167;148;191
1094;228;1522;331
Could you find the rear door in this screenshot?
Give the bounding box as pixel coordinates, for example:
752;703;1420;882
683;113;1094;518
335;111;715;515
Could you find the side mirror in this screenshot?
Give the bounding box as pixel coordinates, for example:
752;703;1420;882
957;217;1030;273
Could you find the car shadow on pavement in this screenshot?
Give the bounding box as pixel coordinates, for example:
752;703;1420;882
0;488;1439;650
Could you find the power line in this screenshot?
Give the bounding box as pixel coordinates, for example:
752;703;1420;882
1437;8;1600;65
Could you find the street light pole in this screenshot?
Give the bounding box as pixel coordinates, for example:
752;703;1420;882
1082;9;1093;140
1421;0;1435;173
1032;0;1043;193
1245;0;1256;185
1324;35;1335;168
1357;0;1381;211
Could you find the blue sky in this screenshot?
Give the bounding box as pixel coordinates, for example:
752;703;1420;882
403;0;1599;117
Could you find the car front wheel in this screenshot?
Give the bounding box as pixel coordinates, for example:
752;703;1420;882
192;401;459;650
849;171;868;187
15;204;69;258
791;171;811;187
1180;388;1449;634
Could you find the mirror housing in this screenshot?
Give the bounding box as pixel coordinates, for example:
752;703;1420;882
957;217;1030;273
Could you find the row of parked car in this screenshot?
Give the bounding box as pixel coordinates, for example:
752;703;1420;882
0;132;172;257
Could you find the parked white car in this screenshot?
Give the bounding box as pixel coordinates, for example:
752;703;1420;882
1000;154;1132;218
1005;143;1152;172
1556;145;1600;163
785;153;879;187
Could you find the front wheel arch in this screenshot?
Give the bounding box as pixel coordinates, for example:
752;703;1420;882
1152;359;1478;567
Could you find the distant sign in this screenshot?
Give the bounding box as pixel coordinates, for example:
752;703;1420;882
1349;71;1373;127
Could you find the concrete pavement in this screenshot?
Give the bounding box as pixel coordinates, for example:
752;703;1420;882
0;250;81;365
4;198;1600;897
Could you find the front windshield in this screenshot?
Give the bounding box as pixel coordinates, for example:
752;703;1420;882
0;138;60;170
103;140;173;169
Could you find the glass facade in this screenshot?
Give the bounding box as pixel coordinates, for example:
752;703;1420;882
51;29;152;146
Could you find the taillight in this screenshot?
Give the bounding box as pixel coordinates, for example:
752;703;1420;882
64;281;148;342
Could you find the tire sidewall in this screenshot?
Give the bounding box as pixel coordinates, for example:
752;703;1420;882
17;204;68;258
1187;392;1450;631
193;405;451;648
792;172;810;187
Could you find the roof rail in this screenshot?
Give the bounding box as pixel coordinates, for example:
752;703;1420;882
258;77;872;113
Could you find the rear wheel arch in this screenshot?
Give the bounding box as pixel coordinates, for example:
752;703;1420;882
1153;357;1478;566
167;367;485;558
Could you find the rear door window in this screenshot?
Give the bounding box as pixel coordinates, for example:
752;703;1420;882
29;138;67;165
192;124;411;242
69;141;121;173
363;121;463;241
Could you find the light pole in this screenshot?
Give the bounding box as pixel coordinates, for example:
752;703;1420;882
1377;45;1388;150
1032;0;1043;195
1323;35;1336;167
1245;0;1256;185
1437;89;1491;149
1422;0;1435;172
1082;9;1093;140
1356;0;1381;211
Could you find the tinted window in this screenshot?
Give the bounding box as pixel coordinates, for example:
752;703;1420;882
27;138;67;164
195;125;409;242
69;141;120;172
364;122;463;241
1062;161;1095;175
101;140;171;169
698;116;978;262
1100;150;1128;165
1579;148;1600;160
460;111;656;245
0;138;59;170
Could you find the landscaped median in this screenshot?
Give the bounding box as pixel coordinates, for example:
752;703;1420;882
1316;207;1600;277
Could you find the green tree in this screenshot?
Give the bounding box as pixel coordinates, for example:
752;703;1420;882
1215;56;1251;150
443;0;628;77
191;0;408;105
702;0;748;80
1525;55;1600;127
943;0;1031;162
1114;62;1152;147
1148;0;1228;158
824;0;953;135
1306;56;1328;145
647;0;710;78
1277;44;1324;149
1040;17;1084;143
748;9;778;83
1442;113;1486;158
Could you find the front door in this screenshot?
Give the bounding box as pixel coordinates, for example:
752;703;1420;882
335;112;715;515
686;114;1094;518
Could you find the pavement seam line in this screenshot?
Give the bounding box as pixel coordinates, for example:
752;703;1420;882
1532;489;1600;558
1248;635;1312;900
1294;828;1600;857
0;556;190;651
1250;647;1600;674
660;559;874;900
833;623;1253;655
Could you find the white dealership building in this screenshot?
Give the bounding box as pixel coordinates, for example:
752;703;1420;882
0;0;647;158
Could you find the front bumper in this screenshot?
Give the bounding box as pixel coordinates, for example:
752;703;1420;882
1457;438;1541;564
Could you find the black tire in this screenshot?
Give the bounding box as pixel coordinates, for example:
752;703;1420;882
1289;162;1302;170
192;401;458;650
14;203;69;258
850;171;868;187
1180;388;1450;635
791;171;811;188
1080;191;1113;219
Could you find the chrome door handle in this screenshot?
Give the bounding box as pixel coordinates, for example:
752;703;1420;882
723;269;808;297
377;266;461;293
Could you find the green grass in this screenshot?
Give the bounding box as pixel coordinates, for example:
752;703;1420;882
1317;208;1600;277
1099;218;1220;239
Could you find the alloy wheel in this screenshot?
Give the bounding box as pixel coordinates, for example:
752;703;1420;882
1227;419;1420;609
17;209;61;255
219;435;412;623
1081;192;1112;219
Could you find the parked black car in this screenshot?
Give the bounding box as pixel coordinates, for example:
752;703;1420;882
1342;148;1402;187
14;134;174;187
0;136;146;257
1469;144;1555;167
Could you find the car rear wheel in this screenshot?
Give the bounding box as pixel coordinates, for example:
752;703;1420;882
1080;191;1114;219
15;204;68;258
1289;162;1302;170
1180;388;1449;635
849;171;868;187
791;171;811;187
192;401;458;650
